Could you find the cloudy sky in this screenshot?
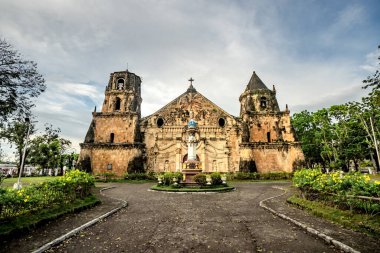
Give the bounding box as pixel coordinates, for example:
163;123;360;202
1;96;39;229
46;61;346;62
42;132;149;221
0;0;379;160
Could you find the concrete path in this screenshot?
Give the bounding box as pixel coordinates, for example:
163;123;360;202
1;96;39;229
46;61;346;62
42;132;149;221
47;182;342;253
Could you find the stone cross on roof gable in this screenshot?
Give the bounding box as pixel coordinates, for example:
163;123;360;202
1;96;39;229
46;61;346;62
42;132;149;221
187;77;196;93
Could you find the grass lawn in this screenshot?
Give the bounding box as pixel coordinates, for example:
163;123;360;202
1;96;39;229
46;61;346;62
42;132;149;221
287;195;380;237
1;176;61;188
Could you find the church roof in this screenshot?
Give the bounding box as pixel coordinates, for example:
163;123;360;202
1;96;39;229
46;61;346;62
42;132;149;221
246;71;269;91
141;83;236;123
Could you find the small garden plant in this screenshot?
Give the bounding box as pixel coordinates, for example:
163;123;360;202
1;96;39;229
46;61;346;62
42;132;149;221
292;168;380;214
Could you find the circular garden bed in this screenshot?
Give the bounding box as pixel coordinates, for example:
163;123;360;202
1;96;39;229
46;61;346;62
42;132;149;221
151;184;235;193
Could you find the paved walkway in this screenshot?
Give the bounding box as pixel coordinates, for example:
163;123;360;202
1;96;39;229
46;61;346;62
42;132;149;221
3;182;379;253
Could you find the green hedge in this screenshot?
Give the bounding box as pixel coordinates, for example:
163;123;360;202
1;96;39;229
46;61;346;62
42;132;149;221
157;172;183;186
193;174;207;186
227;172;293;181
124;172;156;181
0;169;94;221
210;172;223;185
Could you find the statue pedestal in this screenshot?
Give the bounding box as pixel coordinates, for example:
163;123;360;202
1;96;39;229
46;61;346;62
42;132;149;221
182;160;201;184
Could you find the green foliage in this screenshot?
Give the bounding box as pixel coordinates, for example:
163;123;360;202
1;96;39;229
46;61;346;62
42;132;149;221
230;172;292;181
193;173;207;186
0;195;99;237
151;184;234;192
160;172;183;186
0;169;94;221
293;168;380;214
96;172;116;182
27;124;72;175
210;172;223;185
0;38;46;123
288;195;380;237
124;172;156;181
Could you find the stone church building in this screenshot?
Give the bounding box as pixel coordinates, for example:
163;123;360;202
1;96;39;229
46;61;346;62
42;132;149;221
79;70;304;176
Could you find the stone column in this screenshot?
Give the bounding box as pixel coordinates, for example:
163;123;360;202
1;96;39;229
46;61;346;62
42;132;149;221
175;142;181;172
201;140;206;172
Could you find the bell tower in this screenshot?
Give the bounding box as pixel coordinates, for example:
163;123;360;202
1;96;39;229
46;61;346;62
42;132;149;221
102;70;142;116
239;71;293;143
239;71;279;118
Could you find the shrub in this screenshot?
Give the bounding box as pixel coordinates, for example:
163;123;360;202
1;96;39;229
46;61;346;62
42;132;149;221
160;172;183;185
128;172;156;181
234;172;259;180
260;172;293;180
96;172;116;182
293;168;380;214
194;173;207;186
0;169;94;221
210;172;223;185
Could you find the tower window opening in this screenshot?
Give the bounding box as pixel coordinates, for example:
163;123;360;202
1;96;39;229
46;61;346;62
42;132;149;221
117;78;124;89
267;132;271;143
260;97;267;108
110;133;115;143
115;97;121;111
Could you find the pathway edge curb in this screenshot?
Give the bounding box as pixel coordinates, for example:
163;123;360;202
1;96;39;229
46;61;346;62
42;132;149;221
259;186;360;253
31;186;128;253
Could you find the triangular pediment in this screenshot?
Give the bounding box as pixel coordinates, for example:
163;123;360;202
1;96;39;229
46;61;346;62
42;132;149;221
141;89;236;127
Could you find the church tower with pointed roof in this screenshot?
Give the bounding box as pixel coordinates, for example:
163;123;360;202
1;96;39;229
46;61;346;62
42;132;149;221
240;71;280;117
238;71;302;172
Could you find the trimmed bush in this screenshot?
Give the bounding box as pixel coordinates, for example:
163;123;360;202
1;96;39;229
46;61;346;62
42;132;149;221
160;172;183;186
210;172;223;185
96;172;116;182
124;172;156;181
194;173;207;186
229;172;292;181
234;172;259;180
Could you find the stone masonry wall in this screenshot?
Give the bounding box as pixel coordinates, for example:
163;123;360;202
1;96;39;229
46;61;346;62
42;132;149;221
248;113;295;143
240;144;304;173
90;146;142;177
94;114;138;143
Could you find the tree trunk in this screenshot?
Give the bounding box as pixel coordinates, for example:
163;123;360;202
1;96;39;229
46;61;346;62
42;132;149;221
353;160;359;171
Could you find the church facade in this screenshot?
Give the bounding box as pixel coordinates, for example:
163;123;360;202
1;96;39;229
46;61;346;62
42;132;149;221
79;70;304;176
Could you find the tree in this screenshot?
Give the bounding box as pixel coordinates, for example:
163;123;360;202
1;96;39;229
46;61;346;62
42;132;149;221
291;110;323;168
28;124;71;175
0;38;46;124
2;120;36;175
361;44;380;171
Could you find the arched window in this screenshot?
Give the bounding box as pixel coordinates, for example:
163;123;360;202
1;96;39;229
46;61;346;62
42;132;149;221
110;133;115;143
117;78;124;90
267;132;271;143
260;97;267;108
115;97;121;111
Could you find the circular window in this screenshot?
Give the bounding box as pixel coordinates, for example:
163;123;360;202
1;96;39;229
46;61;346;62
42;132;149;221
218;118;226;127
156;117;164;128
